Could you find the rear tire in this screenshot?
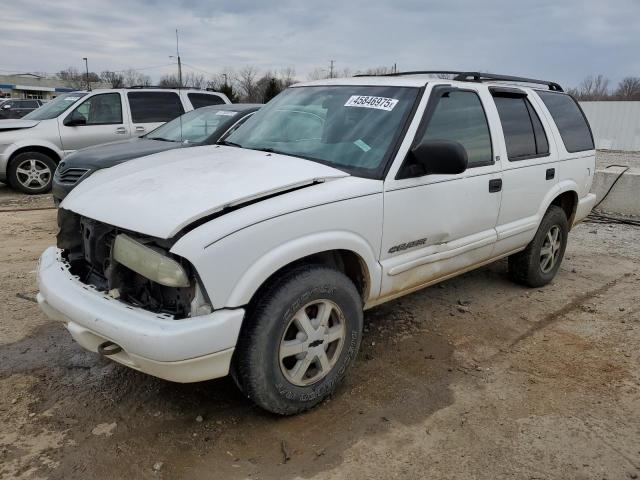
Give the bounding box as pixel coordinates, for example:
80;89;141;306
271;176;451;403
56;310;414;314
508;205;568;288
8;151;56;194
235;265;363;415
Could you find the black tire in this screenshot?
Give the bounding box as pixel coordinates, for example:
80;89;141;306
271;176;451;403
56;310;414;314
508;205;569;288
235;265;363;415
8;151;57;194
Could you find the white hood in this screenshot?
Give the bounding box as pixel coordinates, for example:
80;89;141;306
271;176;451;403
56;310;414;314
62;145;349;239
0;119;40;130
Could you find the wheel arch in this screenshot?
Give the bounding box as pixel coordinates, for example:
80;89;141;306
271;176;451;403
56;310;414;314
9;144;62;166
549;189;578;228
220;232;382;310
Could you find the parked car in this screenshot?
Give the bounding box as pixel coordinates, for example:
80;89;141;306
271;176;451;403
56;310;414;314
38;72;596;415
0;99;44;119
52;104;261;204
0;87;230;194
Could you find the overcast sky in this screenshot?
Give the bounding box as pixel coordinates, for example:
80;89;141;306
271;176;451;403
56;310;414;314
1;0;638;89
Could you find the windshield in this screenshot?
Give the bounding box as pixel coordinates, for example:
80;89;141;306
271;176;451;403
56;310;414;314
146;107;240;143
24;92;87;120
225;86;419;178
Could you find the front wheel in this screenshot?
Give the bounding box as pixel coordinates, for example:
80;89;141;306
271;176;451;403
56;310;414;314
8;151;57;194
508;205;568;287
234;265;363;415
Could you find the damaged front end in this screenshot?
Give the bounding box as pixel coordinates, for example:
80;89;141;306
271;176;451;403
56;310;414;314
57;208;211;319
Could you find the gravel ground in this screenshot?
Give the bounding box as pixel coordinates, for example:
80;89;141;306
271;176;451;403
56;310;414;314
0;185;639;480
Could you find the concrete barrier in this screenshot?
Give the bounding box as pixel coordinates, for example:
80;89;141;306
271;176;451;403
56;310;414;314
591;167;640;216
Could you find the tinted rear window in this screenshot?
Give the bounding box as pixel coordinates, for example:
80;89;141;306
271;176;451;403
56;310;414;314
127;92;184;123
188;93;225;108
493;95;549;160
537;91;594;152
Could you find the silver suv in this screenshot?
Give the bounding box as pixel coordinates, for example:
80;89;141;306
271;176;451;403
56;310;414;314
0;87;230;193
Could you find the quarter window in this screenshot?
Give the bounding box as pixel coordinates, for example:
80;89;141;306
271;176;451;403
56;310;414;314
418;90;493;168
537;91;594;152
127;92;184;123
71;93;123;125
493;95;549;160
188;93;225;108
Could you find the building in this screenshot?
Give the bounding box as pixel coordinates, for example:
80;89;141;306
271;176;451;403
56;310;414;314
0;73;108;101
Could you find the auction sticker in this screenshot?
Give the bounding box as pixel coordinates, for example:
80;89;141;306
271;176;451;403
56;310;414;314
215;111;237;116
64;96;82;101
344;95;398;111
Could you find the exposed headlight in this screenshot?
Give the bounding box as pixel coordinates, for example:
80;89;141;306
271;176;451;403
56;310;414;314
112;234;190;288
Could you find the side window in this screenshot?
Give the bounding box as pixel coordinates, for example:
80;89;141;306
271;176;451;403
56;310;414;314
71;93;123;125
537;91;594;152
127;92;185;123
188;93;225;108
418;90;493;168
493;95;549;160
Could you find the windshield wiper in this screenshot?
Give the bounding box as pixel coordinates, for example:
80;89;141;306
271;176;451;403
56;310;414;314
147;137;177;142
218;140;243;148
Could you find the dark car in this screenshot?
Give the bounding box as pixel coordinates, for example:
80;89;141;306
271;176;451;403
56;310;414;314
52;103;261;203
0;99;43;119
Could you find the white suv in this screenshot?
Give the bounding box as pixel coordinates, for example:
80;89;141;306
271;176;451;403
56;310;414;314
37;72;596;414
0;87;230;193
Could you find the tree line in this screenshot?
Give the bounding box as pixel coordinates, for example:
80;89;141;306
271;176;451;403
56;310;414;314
55;66;640;102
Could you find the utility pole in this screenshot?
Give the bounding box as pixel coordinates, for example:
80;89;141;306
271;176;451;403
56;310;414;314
82;57;91;90
176;29;182;88
393;62;397;74
329;60;335;79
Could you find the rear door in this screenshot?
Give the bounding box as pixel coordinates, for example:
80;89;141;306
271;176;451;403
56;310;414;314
58;92;130;153
380;84;503;299
490;87;559;256
126;91;185;136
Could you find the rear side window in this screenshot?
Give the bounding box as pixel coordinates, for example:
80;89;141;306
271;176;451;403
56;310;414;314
537;91;594;152
188;93;225;108
127;92;184;123
493;95;549;161
419;90;493;168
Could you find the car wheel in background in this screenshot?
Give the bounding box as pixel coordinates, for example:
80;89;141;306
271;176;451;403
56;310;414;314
8;151;57;194
508;205;569;288
234;265;363;415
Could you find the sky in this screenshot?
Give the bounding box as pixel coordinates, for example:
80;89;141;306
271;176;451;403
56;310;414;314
1;0;638;89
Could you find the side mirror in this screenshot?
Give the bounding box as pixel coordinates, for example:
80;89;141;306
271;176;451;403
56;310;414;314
410;140;468;175
64;112;87;126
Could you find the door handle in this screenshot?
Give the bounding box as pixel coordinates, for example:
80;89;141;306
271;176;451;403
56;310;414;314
115;127;127;134
488;178;502;193
546;168;555;180
135;126;145;132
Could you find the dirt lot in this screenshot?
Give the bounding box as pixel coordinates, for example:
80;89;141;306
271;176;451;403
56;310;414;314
1;182;639;480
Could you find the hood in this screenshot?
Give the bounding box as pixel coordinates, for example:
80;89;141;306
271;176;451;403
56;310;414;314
62;138;183;170
0;119;40;131
62;145;349;239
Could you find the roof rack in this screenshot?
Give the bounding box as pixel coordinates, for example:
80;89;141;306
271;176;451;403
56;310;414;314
356;70;563;92
126;85;216;91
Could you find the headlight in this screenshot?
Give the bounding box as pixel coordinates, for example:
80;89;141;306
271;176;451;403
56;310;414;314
112;234;190;288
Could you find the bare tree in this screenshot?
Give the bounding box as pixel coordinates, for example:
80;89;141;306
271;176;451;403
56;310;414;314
356;66;394;76
122;68;151;87
577;75;610;100
158;74;180;88
307;67;328;81
101;70;124;88
238;66;259;102
614;77;640;100
278;67;297;87
183;72;207;89
57;67;84;89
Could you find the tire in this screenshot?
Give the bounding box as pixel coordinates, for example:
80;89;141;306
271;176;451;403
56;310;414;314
508;205;568;288
235;265;363;415
8;151;57;194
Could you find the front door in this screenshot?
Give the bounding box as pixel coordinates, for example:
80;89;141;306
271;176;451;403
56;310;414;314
58;92;130;153
380;85;503;300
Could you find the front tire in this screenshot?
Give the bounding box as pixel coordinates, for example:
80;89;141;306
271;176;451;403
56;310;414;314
508;205;568;287
235;265;363;415
8;151;56;194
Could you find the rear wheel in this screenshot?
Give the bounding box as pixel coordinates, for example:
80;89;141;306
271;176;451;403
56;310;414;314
508;205;568;287
8;151;56;194
234;265;363;415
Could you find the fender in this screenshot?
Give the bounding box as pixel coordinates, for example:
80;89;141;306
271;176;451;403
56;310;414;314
4;138;65;162
538;179;579;224
225;230;381;308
